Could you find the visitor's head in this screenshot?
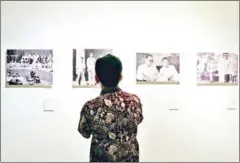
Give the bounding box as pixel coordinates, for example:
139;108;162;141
144;54;153;66
95;54;122;87
162;57;169;67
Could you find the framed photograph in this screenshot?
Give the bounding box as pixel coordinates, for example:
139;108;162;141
5;49;53;88
72;48;113;88
136;53;180;84
197;52;238;86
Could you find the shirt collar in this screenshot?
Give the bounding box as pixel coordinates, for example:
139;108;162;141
100;87;121;95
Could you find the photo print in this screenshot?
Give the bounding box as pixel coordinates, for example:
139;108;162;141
197;52;238;85
72;49;113;87
136;52;180;84
6;49;53;88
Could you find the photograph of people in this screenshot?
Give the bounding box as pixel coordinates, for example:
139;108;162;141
72;49;113;87
136;53;180;84
136;54;159;82
196;52;238;85
157;57;179;82
5;49;53;88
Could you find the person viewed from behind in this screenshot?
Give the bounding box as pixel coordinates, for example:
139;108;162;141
78;54;143;162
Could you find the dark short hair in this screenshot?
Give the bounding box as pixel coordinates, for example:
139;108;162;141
145;54;152;59
95;54;122;87
162;57;168;62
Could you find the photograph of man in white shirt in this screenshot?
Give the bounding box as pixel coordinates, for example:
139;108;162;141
157;57;179;82
136;54;159;82
76;57;86;85
86;52;96;86
136;53;180;84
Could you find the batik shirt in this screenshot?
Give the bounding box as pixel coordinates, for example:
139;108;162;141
78;87;143;162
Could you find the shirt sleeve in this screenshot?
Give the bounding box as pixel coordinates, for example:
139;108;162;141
138;99;144;124
78;102;92;138
133;95;144;125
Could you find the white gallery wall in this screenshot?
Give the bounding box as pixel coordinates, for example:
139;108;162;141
1;1;239;162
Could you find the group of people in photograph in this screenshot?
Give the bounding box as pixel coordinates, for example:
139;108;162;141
75;53;97;86
6;71;41;85
136;54;180;82
7;52;53;72
197;53;238;83
6;50;53;86
6;49;239;87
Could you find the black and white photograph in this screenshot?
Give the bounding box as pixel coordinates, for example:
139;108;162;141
136;53;180;84
197;52;238;85
6;49;53;88
72;49;113;87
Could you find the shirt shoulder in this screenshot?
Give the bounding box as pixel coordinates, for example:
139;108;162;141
138;64;145;69
84;96;102;107
119;91;142;104
84;91;142;110
84;94;110;111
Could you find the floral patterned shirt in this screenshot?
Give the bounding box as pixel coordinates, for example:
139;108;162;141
78;87;143;162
